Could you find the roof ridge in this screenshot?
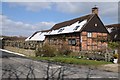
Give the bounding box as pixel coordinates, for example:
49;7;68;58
51;14;94;30
105;24;120;27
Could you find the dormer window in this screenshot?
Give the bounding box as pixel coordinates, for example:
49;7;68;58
111;28;116;31
39;32;42;35
74;26;80;30
58;28;64;33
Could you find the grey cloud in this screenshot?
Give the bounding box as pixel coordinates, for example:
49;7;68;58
55;2;118;16
8;2;118;19
35;22;55;30
54;2;118;24
55;2;83;14
1;15;55;36
3;2;118;36
8;2;118;16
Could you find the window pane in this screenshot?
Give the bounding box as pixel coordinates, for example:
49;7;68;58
74;26;80;30
72;40;75;44
58;28;64;33
72;39;76;45
68;39;76;46
87;32;92;37
68;39;71;45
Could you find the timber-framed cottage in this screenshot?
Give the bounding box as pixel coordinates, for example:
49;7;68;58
26;7;109;52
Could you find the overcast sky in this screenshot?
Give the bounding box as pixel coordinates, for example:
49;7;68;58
1;2;119;37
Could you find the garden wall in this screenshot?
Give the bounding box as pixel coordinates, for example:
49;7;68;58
2;40;44;57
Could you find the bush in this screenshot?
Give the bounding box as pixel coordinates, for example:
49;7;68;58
113;53;118;59
35;44;57;57
69;52;80;58
57;44;72;56
35;42;72;57
58;49;72;56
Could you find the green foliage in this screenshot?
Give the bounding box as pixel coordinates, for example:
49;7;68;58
108;42;120;49
58;49;72;56
69;52;80;58
35;44;57;57
31;56;112;65
113;54;118;59
35;43;72;57
57;43;72;56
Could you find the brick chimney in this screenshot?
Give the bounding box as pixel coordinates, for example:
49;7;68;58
92;6;98;15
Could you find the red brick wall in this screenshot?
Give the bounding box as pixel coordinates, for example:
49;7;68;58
81;31;108;51
45;33;81;52
45;31;108;52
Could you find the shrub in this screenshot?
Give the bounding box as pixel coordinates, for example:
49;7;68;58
35;41;73;57
69;52;80;58
35;44;57;57
113;53;118;59
57;44;72;56
58;49;72;56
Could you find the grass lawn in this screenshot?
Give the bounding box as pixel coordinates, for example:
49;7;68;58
31;56;112;65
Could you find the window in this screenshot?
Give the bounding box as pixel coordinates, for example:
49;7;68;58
68;39;76;46
114;34;117;38
87;32;92;37
58;28;64;33
74;26;80;30
111;28;116;31
95;24;97;27
49;39;54;44
81;36;82;42
68;39;71;44
72;39;76;45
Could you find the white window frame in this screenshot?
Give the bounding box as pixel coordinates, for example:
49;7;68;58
81;36;82;42
68;39;76;46
95;23;97;27
87;32;92;37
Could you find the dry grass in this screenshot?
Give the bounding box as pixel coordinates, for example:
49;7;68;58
4;46;35;57
99;64;119;72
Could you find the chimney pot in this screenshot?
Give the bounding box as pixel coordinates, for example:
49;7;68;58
92;6;98;15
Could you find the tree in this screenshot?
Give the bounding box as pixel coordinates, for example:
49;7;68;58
108;42;119;49
108;41;120;63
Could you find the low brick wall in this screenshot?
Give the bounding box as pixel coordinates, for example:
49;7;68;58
2;40;43;57
4;46;36;57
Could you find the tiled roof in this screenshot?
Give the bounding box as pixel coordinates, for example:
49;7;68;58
51;14;94;30
106;24;120;28
106;24;120;41
26;30;50;41
26;14;94;41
